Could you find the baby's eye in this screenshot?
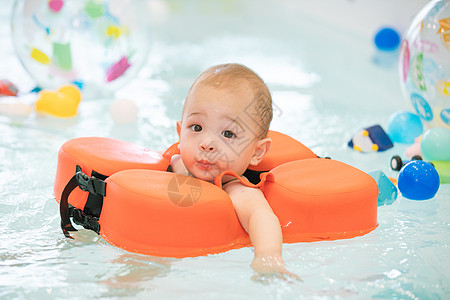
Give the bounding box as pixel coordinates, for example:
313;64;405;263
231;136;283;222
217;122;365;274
221;130;236;139
190;124;202;132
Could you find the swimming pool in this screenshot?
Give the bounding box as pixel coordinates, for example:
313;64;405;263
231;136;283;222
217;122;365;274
1;0;449;299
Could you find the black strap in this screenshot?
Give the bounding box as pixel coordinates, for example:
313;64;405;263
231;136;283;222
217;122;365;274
83;170;108;217
60;166;106;238
60;174;79;239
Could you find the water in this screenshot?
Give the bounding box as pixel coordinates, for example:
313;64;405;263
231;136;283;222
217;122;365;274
1;0;449;299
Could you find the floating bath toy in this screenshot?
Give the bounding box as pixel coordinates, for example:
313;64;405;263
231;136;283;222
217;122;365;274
391;153;449;184
398;160;440;200
398;0;450;129
421;127;450;161
431;160;450;184
0;95;34;117
109;98;138;124
387;111;423;144
368;170;398;206
390;155;423;171
55;131;378;257
0;80;19;96
374;27;401;51
405;136;422;158
11;0;150;93
35;85;81;118
348;124;393;152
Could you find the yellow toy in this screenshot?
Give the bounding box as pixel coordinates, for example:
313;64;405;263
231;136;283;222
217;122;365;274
35;85;81;118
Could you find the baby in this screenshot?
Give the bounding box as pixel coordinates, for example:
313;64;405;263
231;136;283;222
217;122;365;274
171;63;297;278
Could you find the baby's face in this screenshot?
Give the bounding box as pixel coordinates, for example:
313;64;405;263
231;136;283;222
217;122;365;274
178;82;261;182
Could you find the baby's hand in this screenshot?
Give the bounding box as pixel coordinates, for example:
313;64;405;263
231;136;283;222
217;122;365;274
250;255;302;282
170;154;189;176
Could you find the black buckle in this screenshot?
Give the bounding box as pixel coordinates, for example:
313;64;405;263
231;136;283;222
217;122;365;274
72;208;100;234
75;165;106;196
60;166;106;239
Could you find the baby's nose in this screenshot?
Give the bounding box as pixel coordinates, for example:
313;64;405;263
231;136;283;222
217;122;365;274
199;139;216;152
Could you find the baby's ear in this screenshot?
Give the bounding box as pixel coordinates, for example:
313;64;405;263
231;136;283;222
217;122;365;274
250;137;272;166
176;121;182;137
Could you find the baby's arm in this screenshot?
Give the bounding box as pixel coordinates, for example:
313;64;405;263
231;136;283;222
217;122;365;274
223;181;295;276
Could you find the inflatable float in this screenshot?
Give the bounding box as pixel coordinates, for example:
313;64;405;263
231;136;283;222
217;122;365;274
54;131;378;258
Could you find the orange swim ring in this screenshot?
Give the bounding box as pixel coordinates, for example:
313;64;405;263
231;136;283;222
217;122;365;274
54;131;378;258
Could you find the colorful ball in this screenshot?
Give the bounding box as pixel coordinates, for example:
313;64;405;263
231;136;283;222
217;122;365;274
421;127;450;161
398;0;450;129
431;160;450;184
109;98;138;124
387;110;423;144
398;161;440;200
11;0;150;95
374;27;401;51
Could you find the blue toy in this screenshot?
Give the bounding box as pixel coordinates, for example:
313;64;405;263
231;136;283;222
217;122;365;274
348;124;393;152
387;111;423;144
390;155;422;171
374;27;401;51
398;161;440;200
369;170;398;206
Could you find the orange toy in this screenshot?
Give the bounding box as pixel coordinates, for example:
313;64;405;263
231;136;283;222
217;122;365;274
54;131;378;257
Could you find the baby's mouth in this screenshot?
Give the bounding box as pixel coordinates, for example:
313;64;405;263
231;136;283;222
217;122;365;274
196;160;214;170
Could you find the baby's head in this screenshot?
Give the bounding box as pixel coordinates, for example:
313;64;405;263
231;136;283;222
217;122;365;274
177;63;273;182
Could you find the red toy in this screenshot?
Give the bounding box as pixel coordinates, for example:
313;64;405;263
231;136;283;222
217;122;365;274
0;80;19;96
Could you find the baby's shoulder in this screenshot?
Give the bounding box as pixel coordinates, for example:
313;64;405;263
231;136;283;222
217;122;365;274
222;177;261;193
